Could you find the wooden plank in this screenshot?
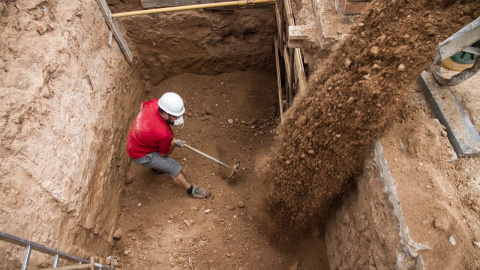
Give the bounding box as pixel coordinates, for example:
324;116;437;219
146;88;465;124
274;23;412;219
289;47;294;101
274;36;284;121
288;25;308;40
284;0;295;26
204;3;273;10
294;48;307;94
142;0;225;8
418;71;480;157
287;25;310;48
283;46;292;88
95;0;133;63
115;0;277;17
283;45;293;106
276;4;285;57
277;0;284;24
275;3;282;42
142;0;274;8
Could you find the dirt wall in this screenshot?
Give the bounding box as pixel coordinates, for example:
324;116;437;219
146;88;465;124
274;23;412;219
380;84;480;269
107;2;277;86
0;0;143;267
325;142;421;269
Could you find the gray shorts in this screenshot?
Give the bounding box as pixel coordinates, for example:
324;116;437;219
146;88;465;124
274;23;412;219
132;152;182;178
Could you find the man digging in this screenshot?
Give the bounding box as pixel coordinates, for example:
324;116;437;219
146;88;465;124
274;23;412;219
126;92;211;199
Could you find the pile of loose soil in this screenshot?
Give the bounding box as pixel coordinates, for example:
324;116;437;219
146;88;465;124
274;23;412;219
263;0;480;236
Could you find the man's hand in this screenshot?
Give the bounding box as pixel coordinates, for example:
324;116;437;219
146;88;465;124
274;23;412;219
173;138;185;148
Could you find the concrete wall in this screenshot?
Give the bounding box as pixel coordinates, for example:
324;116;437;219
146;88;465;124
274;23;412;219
0;0;143;267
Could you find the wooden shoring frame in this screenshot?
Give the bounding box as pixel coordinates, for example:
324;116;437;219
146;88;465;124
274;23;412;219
284;0;294;103
275;3;283;55
274;0;308;114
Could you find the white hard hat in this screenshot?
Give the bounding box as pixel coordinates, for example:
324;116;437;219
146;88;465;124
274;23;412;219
158;92;185;116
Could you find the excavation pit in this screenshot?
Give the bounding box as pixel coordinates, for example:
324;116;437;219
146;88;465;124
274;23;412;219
108;3;278;86
105;3;332;269
1;0;480;269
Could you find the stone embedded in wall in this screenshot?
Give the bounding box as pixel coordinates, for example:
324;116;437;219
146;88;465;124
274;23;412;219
113;228;123;239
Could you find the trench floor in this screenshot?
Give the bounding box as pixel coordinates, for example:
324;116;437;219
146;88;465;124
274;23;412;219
114;71;330;269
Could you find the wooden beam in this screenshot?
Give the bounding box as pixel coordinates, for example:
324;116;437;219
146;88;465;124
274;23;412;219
274;36;284;121
275;2;285;57
283;45;293;106
142;0;229;8
275;3;282;42
294;48;307;94
287;25;311;48
95;0;133;63
284;0;294;26
143;0;278;8
113;0;277;17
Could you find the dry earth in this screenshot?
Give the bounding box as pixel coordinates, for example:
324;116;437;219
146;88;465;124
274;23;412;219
263;0;480;234
1;0;480;269
114;71;330;269
381;72;480;269
99;0;480;269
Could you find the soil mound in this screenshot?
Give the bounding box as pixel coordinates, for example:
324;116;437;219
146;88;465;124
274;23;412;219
263;0;480;235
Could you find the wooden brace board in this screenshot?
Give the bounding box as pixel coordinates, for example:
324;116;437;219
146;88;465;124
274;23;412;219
96;0;133;63
274;36;284;121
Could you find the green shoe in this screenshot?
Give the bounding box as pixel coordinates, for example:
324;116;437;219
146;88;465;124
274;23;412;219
188;186;211;199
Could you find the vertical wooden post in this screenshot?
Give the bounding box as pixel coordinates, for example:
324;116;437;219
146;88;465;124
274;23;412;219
289;47;294;100
283;45;293;106
275;3;283;56
284;0;294;25
294;48;307;94
274;36;284;121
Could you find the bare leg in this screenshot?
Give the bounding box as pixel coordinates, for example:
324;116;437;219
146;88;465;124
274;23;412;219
172;171;192;190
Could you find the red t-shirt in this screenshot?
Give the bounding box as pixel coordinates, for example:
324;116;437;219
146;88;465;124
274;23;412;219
126;99;174;159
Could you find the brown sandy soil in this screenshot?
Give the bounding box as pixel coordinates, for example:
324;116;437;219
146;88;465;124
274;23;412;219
110;0;480;269
263;0;480;234
113;71;330;269
381;70;480;268
1;0;479;269
107;1;276;86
